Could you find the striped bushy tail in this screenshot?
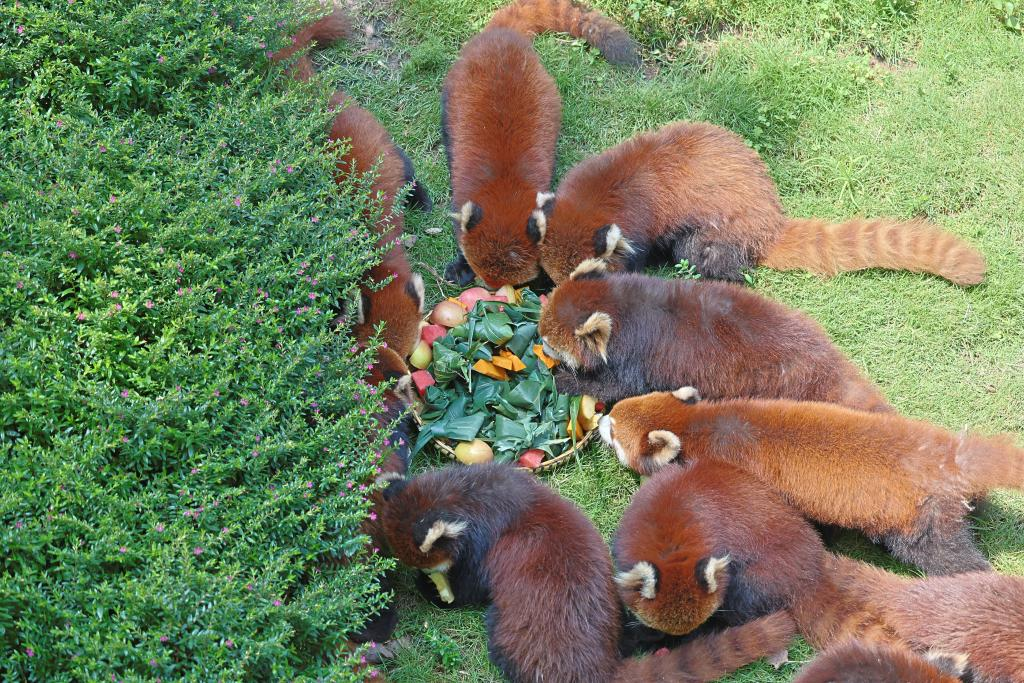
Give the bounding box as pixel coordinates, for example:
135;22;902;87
791;554;909;651
613;612;796;682
486;0;640;66
959;431;1024;496
273;6;354;81
761;217;986;286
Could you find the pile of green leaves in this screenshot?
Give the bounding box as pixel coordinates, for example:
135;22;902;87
414;291;583;463
1;0;394;680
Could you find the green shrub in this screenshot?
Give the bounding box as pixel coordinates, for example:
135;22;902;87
1;0;394;680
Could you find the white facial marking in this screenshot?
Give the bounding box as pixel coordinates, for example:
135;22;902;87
599;416;631;467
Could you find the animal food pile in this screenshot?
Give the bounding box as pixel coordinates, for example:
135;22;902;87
408;286;601;469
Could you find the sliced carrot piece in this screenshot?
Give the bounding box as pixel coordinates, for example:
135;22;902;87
491;354;515;371
499;349;527;372
472;359;509;380
532;344;558;369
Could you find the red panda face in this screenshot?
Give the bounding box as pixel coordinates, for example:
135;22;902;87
600;388;700;475
534;194;634;284
538;268;616;371
380;479;466;575
615;554;731;636
365;346;415;408
453;199;542;288
352;266;425;360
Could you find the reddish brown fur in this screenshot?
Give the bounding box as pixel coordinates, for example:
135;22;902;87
613;460;823;636
381;463;793;682
792;555;1024;683
538;270;891;410
324;92;426;359
603;391;1024;574
536;121;985;285
442;0;637;288
614;460;1024;682
273;7;354;81
793;641;966;683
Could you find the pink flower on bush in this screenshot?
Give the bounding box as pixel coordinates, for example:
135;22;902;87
272;599;281;607
155;524;164;532
17;25;25;35
76;312;86;321
239;398;249;406
144;300;154;309
233;196;242;207
225;639;234;648
109;194;117;203
310;216;319;223
119;546;127;553
121;390;129;398
159;636;169;643
157;55;165;63
68;250;78;259
193;547;203;556
25;648;33;657
109;290;119;298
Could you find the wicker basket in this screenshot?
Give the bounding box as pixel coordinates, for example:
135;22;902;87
412;408;598;473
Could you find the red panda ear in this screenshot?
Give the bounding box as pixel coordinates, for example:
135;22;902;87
646;430;681;466
393;373;415;406
450;201;482;233
615;561;658;599
924;651;970;679
569;258;607;280
695;556;731;594
418;518;468;554
380;474;408;502
356;290;371;325
573;311;613;361
671;386;701;404
593;224;634;261
406;273;425;313
527;191;556;243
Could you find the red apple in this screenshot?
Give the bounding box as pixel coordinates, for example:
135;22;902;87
457;287;491;310
420;324;447;347
410;370;435;397
517;449;545;469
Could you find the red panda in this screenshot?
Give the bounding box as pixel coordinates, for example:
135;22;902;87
442;0;639;289
792;554;1024;683
613;459;1024;683
600;388;1024;575
793;641;969;683
537;264;891;410
613;459;824;637
380;462;796;682
343;346;417;645
275;10;430;360
532;121;986;285
325;91;430;360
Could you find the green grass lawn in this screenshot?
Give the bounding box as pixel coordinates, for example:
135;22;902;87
320;0;1024;679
